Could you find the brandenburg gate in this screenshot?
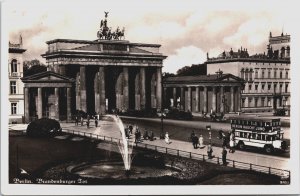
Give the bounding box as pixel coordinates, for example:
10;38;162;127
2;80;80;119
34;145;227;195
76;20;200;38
22;14;166;122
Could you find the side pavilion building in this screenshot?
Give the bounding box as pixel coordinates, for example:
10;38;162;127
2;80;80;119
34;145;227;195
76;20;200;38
163;72;245;114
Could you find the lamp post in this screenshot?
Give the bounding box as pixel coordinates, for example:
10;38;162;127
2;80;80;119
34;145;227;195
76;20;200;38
206;125;212;144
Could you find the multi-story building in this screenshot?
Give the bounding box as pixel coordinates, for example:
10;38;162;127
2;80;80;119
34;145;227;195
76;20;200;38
8;36;26;123
206;32;290;113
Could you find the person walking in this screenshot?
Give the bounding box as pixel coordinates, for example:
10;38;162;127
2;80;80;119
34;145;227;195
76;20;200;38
75;115;79;126
80;116;84;126
222;147;227;165
165;132;170;144
149;131;154;141
129;124;133;135
207;143;213;159
229;131;235;153
199;134;204;148
86;118;90;128
192;135;198;149
190;131;195;142
95;118;98;128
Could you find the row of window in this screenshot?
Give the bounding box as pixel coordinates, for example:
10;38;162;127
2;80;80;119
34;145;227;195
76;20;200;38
242;97;288;107
246;83;289;93
235;131;281;141
241;69;289;80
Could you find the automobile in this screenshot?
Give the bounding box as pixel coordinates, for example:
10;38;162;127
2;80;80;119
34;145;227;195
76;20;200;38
26;118;62;137
163;108;193;120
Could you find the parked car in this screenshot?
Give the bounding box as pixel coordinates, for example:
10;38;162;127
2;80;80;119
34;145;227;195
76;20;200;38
26;118;62;137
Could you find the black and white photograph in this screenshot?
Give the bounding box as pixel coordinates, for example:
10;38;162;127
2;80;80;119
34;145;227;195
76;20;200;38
1;0;300;195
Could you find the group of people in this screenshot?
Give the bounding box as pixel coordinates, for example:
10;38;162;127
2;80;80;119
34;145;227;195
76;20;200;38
74;114;100;129
126;125;155;143
218;129;235;153
190;131;205;149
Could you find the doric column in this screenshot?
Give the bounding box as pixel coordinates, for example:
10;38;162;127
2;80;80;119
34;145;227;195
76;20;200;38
80;65;87;112
54;87;59;120
140;67;146;110
135;72;140;110
156;67;162;110
99;67;106;114
37;87;42;119
237;87;241;111
94;72;99;114
76;72;80;110
203;86;208;113
212;86;217;113
230;86;235;112
187;87;191;111
24;87;29;123
67;87;71;121
173;87;177;107
220;86;224;113
163;87;167;108
195;86;199;112
123;67;129;110
180;87;185;110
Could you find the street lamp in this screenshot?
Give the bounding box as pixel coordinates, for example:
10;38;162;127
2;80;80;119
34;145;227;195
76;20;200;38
206;125;212;144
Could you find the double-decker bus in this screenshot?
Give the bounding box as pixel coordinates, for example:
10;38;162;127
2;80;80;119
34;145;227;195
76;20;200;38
231;117;287;153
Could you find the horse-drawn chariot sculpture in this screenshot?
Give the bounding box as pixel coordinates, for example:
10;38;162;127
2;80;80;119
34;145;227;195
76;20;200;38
97;12;125;40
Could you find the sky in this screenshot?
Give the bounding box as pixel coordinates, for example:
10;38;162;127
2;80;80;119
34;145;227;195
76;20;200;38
5;0;297;73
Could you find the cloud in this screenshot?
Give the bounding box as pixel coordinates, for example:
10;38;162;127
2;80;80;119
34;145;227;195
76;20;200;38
163;45;206;73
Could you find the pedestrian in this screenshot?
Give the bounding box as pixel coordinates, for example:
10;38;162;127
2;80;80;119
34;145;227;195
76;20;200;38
207;143;213;159
86;118;90;128
190;130;195;142
222;147;227;165
165;132;170;144
199;134;204;148
149;131;154;141
129;124;133;134
75;115;79;126
95;118;98;128
192;135;198;149
229;131;235;153
80;116;84;126
143;129;149;140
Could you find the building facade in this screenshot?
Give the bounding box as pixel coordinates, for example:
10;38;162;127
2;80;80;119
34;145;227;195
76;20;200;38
22;39;166;122
8;36;26;123
206;33;290;113
163;72;244;114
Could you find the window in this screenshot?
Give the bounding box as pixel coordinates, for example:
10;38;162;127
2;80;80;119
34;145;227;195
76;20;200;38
262;84;265;92
10;81;16;94
242;98;246;107
249;70;253;81
255;70;258;78
254;98;258;107
285;84;289;93
11;59;17;73
255;84;258;91
261;98;265;107
274;70;277;78
249;84;252;91
245;70;248;81
268;70;271;78
262;70;265;79
280;84;283;93
280;71;282;79
268;84;271;91
11;103;17;114
267;98;271;106
286;71;288;79
274;83;277;92
249;98;252;107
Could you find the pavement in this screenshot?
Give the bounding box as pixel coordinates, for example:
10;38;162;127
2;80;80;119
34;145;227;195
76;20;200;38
8;118;290;172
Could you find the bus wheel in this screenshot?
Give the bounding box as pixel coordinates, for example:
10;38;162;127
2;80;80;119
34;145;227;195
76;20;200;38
237;141;245;150
264;145;274;154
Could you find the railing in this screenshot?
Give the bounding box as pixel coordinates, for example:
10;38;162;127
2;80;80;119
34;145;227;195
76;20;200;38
61;129;290;183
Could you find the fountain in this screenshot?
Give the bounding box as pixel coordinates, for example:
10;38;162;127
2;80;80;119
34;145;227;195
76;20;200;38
111;115;134;172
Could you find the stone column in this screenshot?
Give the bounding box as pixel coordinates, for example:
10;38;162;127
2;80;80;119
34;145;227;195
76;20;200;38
237;87;241;111
37;87;42;119
230;86;235;112
212;87;217;113
24;87;29;123
54;87;59;120
99;67;106;114
76;72;81;110
67;87;71;121
123;67;129;110
140;67;146;110
195;86;199;112
173;87;177;107
220;86;224;113
180;87;185;111
94;72;99;114
187;87;191;111
135;72;140;110
163;87;167;109
156;67;162;110
80;65;87;112
203;86;208;113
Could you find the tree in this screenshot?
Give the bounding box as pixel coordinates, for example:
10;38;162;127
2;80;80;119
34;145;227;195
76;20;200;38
162;72;175;79
176;64;207;76
23;59;47;77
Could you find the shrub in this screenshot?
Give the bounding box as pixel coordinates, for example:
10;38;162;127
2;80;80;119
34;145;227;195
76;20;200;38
26;118;62;137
